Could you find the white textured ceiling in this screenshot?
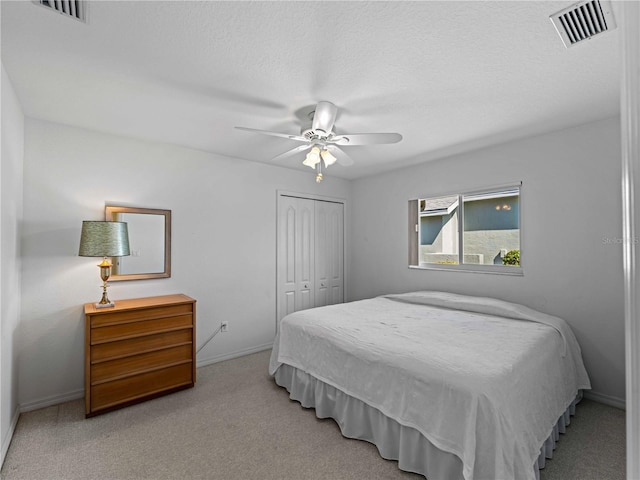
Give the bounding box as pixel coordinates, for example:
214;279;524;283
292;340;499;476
1;1;621;180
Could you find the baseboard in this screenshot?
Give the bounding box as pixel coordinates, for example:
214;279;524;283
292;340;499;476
19;388;84;413
1;404;20;469
15;346;275;414
196;342;273;368
583;390;626;410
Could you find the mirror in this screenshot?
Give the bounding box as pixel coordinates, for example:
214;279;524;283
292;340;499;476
105;205;171;281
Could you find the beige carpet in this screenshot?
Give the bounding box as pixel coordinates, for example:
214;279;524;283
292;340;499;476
0;349;626;480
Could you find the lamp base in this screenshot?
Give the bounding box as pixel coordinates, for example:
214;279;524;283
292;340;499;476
95;302;115;309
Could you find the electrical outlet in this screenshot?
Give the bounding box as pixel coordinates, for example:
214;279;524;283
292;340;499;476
221;321;229;333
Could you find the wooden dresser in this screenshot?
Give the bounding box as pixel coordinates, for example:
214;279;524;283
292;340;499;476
84;294;196;417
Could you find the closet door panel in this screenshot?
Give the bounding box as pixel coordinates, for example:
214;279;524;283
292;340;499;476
278;199;297;322
315;204;329;307
277;196;315;322
296;199;315;311
315;201;344;307
283;291;296;319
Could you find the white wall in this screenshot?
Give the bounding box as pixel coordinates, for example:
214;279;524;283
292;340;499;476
13;114;628;412
19;118;351;410
1;65;24;463
349;116;625;406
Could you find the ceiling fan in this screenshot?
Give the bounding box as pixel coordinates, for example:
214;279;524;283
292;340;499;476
235;101;402;182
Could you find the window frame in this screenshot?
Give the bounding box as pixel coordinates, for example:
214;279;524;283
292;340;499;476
409;183;523;276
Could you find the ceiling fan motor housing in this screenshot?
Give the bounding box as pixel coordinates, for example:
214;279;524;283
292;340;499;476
300;115;329;140
301;101;338;140
301;127;328;141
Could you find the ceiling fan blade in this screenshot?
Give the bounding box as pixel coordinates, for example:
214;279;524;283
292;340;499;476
271;144;312;162
330;132;402;146
311;101;338;135
235;126;307;143
327;145;354;167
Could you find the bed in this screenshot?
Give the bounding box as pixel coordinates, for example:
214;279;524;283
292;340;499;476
268;291;591;480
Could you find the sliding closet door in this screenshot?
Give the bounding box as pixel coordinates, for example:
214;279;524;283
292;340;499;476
315;200;344;307
277;195;315;322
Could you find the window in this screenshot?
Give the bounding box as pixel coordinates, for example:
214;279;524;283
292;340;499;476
409;185;521;273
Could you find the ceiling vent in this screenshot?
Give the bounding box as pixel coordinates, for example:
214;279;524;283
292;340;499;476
550;0;616;48
35;0;87;23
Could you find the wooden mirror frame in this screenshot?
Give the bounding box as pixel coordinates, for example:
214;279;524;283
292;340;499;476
105;205;171;281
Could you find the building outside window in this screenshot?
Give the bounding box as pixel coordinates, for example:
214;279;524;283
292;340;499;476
413;186;521;271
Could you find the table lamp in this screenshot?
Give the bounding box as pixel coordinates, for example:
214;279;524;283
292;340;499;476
78;221;130;308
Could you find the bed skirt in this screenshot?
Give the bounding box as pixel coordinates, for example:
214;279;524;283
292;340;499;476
274;363;580;480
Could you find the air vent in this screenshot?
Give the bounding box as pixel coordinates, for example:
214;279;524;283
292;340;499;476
550;0;616;48
36;0;87;23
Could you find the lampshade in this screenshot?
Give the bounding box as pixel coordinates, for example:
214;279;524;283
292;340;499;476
78;221;131;257
302;146;321;168
320;148;337;167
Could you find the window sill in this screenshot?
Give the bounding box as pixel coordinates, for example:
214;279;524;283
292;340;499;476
409;264;523;276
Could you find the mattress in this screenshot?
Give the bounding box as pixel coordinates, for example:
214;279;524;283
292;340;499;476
269;291;591;480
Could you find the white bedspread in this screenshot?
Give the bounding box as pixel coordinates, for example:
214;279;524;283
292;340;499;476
269;291;591;480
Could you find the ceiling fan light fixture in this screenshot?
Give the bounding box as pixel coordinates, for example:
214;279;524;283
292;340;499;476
303;146;321;168
236;101;402;178
320;148;337;167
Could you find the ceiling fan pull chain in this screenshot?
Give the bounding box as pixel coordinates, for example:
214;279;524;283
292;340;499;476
316;162;324;183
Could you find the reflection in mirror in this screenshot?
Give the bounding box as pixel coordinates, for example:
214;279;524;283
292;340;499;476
115;213;164;274
105;206;171;281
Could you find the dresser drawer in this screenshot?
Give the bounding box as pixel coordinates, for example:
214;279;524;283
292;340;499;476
90;363;193;412
91;314;193;344
91;344;193;384
91;329;193;363
90;303;193;328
